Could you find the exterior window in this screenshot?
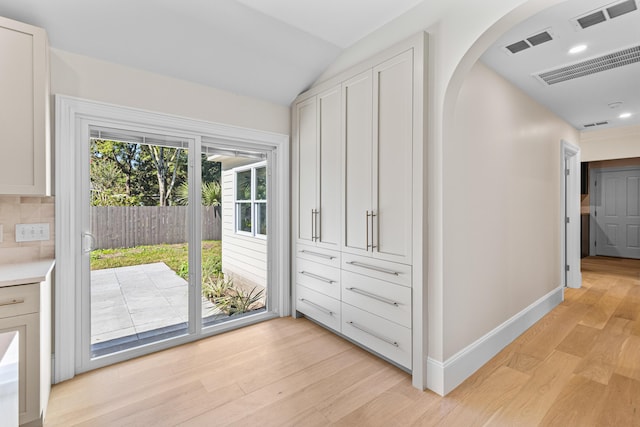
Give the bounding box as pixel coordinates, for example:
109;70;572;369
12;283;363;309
235;164;267;236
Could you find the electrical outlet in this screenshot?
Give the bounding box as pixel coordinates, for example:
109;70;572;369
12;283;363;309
15;223;50;242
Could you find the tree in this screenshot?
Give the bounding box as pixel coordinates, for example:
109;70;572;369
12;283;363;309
90;140;143;206
145;145;186;206
201;158;221;184
176;181;221;207
91;140;143;198
90;140;192;207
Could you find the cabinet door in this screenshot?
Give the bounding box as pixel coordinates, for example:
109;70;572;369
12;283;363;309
0;17;48;195
372;50;414;264
296;97;318;244
317;87;341;249
0;313;39;425
342;70;373;255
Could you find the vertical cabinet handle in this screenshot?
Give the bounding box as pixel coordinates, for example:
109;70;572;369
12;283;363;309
311;209;315;242
370;211;376;249
311;209;320;242
365;210;370;250
365;210;376;251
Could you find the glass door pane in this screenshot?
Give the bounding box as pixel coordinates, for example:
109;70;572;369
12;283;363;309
88;134;191;358
201;148;267;327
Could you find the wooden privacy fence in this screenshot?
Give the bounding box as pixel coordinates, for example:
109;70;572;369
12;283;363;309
91;206;221;249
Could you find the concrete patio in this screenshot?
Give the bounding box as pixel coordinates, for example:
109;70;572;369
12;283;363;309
91;262;216;346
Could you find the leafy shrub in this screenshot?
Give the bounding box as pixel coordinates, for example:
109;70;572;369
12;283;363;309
202;275;233;303
217;286;265;316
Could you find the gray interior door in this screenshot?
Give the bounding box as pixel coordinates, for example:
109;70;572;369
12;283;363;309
594;168;640;259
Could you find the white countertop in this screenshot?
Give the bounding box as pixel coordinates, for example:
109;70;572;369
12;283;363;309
0;259;55;288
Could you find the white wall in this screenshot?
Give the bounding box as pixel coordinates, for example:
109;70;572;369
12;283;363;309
50;48;290;135
312;0;569;363
444;61;579;358
580;125;640;162
220;169;267;291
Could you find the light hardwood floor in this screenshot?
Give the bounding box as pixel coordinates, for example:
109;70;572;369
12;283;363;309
45;256;640;426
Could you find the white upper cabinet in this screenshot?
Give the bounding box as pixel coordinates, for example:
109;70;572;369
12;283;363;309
373;50;414;264
0;16;50;196
294;86;341;250
296;97;317;244
317;88;341;249
342;71;373;255
342;50;413;264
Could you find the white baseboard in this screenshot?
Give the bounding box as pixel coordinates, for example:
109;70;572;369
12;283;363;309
427;286;563;396
426;357;445;395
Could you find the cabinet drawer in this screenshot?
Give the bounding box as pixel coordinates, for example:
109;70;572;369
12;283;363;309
341;303;411;369
296;244;341;268
296;285;341;332
296;258;341;299
342;270;411;328
0;284;39;318
342;253;411;287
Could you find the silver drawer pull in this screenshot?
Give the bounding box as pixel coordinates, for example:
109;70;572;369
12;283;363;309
300;250;335;260
346;287;399;306
345;261;400;276
299;298;334;316
346;321;399;347
0;298;25;307
300;271;335;284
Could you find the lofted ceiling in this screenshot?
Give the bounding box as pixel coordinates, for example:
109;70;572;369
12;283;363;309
0;0;422;106
481;0;640;131
1;0;637;130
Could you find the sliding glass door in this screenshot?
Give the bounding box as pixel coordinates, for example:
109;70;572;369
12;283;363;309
78;126;273;371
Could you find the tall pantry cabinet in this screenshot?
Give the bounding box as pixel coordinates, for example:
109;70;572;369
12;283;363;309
292;33;427;389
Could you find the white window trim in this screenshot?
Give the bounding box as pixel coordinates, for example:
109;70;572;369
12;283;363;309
54;95;290;383
233;161;268;239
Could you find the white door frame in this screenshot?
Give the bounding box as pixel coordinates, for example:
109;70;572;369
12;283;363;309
561;140;581;288
54;95;290;382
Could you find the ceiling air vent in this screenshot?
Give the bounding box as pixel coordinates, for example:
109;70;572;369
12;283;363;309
577;10;607;28
535;45;640;85
583;121;609;128
506;40;530;54
607;0;638;18
527;31;553;46
504;29;553;54
573;0;638;29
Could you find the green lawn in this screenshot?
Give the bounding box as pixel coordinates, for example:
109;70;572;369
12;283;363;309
90;240;222;280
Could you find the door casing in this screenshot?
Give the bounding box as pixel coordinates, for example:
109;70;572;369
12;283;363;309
54;95;290;382
561;140;581;289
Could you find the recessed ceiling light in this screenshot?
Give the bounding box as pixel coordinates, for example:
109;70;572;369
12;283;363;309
569;44;587;54
619;112;632;119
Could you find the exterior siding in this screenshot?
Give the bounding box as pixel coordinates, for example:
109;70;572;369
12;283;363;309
221;168;267;292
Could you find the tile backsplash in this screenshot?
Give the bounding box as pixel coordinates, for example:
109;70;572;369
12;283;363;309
0;195;55;264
